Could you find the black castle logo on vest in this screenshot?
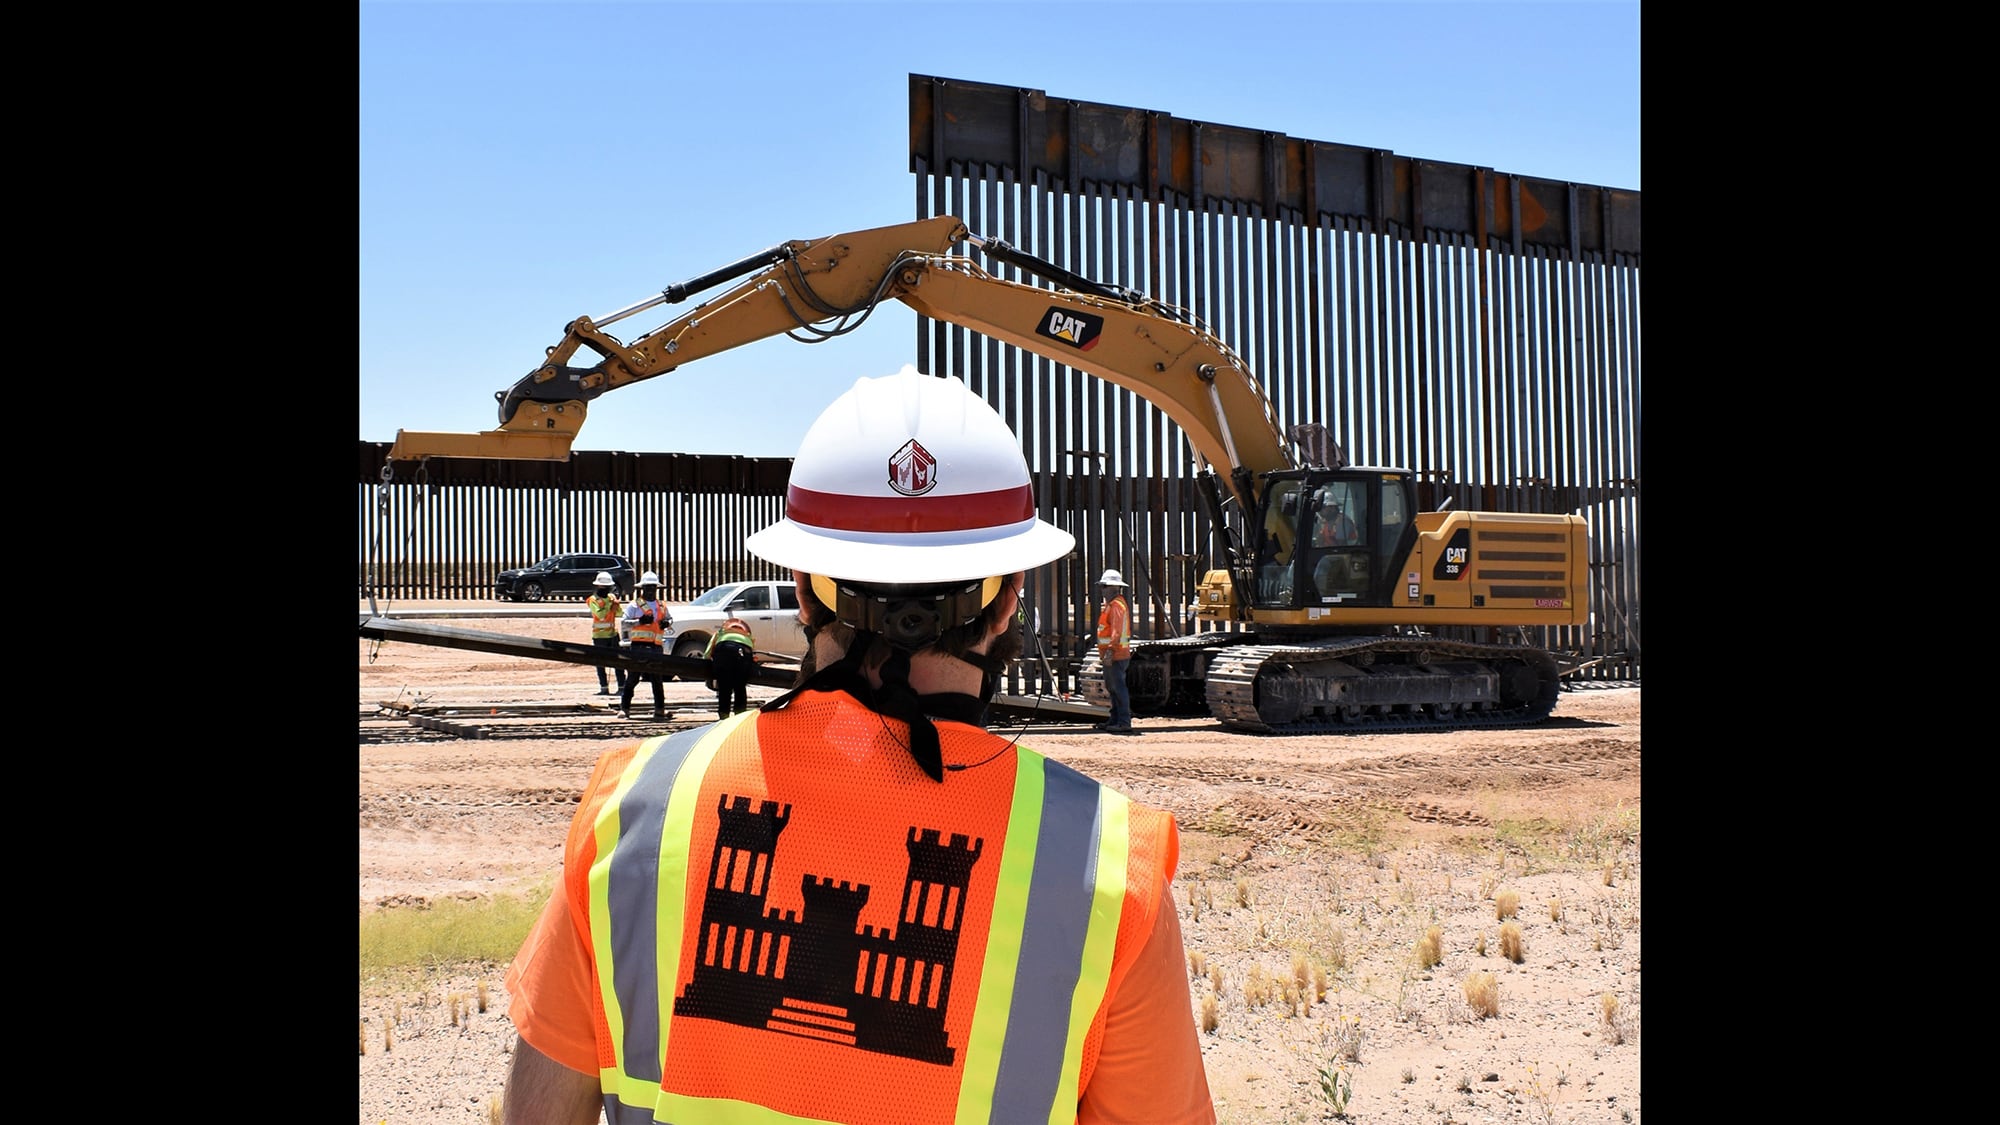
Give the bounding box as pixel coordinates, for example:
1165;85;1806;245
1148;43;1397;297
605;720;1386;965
674;794;983;1065
1035;306;1103;352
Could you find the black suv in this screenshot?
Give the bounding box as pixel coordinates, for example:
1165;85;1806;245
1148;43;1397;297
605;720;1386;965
494;553;636;602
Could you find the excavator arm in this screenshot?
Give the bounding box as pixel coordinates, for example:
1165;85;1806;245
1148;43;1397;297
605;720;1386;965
386;215;1298;518
388;216;967;461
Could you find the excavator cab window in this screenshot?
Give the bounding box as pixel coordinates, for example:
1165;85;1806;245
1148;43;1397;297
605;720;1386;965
1309;482;1371;602
1376;483;1410;584
1255;481;1307;602
1378;484;1406;537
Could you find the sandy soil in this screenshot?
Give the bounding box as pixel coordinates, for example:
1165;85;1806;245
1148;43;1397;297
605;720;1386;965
359;607;1640;1124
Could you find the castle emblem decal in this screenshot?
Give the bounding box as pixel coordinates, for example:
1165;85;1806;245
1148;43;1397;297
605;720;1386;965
674;794;984;1065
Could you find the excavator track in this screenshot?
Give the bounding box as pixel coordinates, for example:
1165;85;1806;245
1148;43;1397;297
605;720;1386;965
1084;635;1561;734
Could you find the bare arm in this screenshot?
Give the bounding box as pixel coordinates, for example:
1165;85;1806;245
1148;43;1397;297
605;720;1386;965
502;1035;602;1125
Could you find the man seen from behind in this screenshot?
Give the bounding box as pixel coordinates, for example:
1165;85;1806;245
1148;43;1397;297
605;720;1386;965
585;571;625;697
703;614;757;719
501;365;1215;1124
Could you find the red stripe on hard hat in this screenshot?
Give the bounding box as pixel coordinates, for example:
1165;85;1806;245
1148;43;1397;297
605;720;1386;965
785;482;1035;533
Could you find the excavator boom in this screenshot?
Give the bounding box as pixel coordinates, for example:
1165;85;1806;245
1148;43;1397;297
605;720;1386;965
383;215;1296;504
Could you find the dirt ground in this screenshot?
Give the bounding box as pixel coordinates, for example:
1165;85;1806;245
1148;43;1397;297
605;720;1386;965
359;607;1641;1124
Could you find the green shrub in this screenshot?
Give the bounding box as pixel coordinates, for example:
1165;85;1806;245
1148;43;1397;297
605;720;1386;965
359;887;548;989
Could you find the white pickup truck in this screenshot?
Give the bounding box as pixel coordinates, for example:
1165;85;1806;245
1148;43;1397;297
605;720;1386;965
623;579;810;667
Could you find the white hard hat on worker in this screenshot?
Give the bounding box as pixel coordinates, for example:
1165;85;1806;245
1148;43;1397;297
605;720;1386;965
746;365;1073;604
1097;568;1128;587
748;365;1073;780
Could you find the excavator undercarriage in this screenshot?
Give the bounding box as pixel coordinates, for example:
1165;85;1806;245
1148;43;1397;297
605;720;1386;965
1079;633;1562;734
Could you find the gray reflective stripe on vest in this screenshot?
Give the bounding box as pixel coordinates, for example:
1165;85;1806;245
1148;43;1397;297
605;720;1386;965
605;724;714;1088
989;756;1103;1123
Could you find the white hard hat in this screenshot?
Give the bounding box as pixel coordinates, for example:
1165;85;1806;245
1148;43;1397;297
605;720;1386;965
593;571;614;587
1098;568;1128;587
639;571;660;586
746;365;1074;586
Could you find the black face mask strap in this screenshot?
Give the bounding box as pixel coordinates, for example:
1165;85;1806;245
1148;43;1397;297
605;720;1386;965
871;646;944;782
758;627;975;783
964;648;1010;692
761;638;873;714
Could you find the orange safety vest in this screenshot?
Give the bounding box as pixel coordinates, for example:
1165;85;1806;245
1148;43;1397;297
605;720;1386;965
1315;514;1356;547
560;693;1177;1125
629;599;667;646
588;594;623;639
1095;594;1130;661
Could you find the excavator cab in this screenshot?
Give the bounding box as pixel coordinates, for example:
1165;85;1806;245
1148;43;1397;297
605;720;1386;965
1245;468;1419;615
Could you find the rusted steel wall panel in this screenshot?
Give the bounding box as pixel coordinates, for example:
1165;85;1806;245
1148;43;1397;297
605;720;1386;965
910;73;1639;258
908;74;1639;681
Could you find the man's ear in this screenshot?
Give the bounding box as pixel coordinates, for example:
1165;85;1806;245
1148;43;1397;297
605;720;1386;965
988;577;1022;638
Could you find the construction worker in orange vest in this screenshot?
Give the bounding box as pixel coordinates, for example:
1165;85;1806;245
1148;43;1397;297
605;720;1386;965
1312;488;1360;547
618;571;671;721
1092;568;1135;734
502;366;1215;1124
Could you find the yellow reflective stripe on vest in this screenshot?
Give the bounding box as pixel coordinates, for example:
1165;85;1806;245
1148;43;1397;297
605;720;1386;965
959;755;1127;1125
1053;780;1127;1122
590;597;621;638
590;718;1130;1125
589;719;743;1117
629;600;666;646
953;750;1042;1119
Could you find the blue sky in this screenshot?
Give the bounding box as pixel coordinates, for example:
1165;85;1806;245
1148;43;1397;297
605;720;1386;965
359;0;1641;459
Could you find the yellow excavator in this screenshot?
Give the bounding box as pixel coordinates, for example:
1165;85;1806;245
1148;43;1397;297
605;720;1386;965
387;215;1588;732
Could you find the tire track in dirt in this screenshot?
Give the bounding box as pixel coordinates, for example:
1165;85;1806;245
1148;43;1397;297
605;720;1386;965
1081;736;1641;849
360;671;1640;912
359;786;583;811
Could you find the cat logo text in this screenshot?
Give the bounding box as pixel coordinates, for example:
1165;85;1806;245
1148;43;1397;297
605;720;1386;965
1034;307;1104;351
